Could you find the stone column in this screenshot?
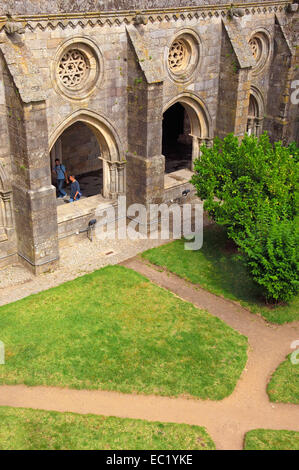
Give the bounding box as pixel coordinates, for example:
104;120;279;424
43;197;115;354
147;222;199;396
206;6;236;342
247;118;253;136
109;161;118;198
12;101;59;274
2;191;13;228
116;161;126;195
191;136;200;169
255;117;263;137
127;81;165;207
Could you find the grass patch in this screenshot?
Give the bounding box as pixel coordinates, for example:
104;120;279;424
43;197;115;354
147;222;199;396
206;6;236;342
267;355;299;404
244;429;299;450
0;265;247;400
0;407;215;450
142;226;299;324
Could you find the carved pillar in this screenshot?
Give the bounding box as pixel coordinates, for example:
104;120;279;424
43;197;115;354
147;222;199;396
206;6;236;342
191;136;200;168
255;117;263;137
247;118;254;135
196;137;214;162
205;138;214;148
116;161;126;195
2;191;13;228
108;162;118;198
102;159;127;199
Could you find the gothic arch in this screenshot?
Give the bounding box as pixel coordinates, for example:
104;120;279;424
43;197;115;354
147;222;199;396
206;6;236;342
49;109;123;162
49;110;125;198
163;92;213;141
163;93;213;172
247;86;265;136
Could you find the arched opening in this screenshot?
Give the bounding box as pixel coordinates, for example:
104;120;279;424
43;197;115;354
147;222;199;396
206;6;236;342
162;103;193;173
50;122;103;203
49;110;126;203
162;95;212;190
247;88;264;137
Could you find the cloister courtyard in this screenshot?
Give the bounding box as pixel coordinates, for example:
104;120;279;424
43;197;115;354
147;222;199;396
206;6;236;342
0;223;298;450
0;0;298;453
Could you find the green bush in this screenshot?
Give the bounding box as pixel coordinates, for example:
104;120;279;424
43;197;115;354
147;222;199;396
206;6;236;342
191;133;299;303
288;141;299;163
237;217;298;303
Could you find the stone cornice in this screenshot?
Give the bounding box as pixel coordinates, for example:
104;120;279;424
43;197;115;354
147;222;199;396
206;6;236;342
0;1;290;31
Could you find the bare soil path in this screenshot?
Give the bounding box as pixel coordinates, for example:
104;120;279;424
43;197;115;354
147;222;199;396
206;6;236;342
0;256;298;450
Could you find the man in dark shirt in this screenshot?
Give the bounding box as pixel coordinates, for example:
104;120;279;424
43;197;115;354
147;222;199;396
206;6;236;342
69;175;82;203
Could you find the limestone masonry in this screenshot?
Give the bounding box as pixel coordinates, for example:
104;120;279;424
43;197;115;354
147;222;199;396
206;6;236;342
0;0;298;273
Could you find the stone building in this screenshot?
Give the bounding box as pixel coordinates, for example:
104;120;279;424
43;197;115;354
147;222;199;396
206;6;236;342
0;0;298;273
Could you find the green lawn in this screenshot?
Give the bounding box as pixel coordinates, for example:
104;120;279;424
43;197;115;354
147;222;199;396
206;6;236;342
0;265;247;400
267;355;299;404
0;407;215;450
142;226;299;324
244;429;299;450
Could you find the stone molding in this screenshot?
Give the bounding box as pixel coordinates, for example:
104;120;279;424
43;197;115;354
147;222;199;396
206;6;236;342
0;2;289;32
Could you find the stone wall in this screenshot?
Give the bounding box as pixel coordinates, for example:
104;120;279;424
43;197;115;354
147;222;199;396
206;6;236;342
60;122;102;176
0;0;274;16
0;0;297;272
0;52;17;267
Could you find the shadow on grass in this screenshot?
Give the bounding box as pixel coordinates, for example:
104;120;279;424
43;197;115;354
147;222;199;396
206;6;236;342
142;225;299;324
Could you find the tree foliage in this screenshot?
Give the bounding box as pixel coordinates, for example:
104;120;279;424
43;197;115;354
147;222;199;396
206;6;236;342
191;133;299;303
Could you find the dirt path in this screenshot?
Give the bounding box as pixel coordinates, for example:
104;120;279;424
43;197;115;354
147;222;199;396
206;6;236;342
0;257;298;450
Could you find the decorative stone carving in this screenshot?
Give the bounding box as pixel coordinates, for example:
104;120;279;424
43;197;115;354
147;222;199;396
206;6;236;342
168;39;188;73
248;31;271;75
58;49;90;90
166;30;201;83
133;13;148;26
3;15;25;35
52;38;103;100
287;3;299;13
0;191;13;242
249;37;262;62
227;7;245;19
4;21;25;35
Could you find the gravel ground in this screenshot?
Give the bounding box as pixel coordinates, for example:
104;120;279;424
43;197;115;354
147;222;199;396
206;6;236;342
0;236;171;306
0;207;211;306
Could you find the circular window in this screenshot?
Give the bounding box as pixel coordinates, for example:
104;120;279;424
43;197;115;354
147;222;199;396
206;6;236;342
248;31;271;75
168;39;190;73
166;31;201;83
58;49;90;90
52;38;103;101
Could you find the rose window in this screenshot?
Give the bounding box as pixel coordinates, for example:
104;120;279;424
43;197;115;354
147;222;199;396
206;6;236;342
168;39;189;73
58;49;90;89
249;37;262;63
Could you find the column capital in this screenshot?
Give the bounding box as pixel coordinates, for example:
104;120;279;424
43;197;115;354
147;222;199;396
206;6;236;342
1;190;12;201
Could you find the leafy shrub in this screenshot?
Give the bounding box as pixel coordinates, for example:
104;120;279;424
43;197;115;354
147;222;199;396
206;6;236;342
191;133;299;303
288;141;299;163
237;216;299;303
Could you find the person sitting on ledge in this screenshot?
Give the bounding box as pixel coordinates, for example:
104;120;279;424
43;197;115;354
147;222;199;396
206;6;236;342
69;175;82;203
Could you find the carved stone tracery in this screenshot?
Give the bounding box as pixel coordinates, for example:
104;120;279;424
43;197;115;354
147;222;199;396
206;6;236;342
249;37;262;62
168;39;189;73
248;31;271;75
58;49;90;89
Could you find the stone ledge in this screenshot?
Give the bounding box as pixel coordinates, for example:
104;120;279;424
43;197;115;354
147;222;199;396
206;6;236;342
0;2;289;31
